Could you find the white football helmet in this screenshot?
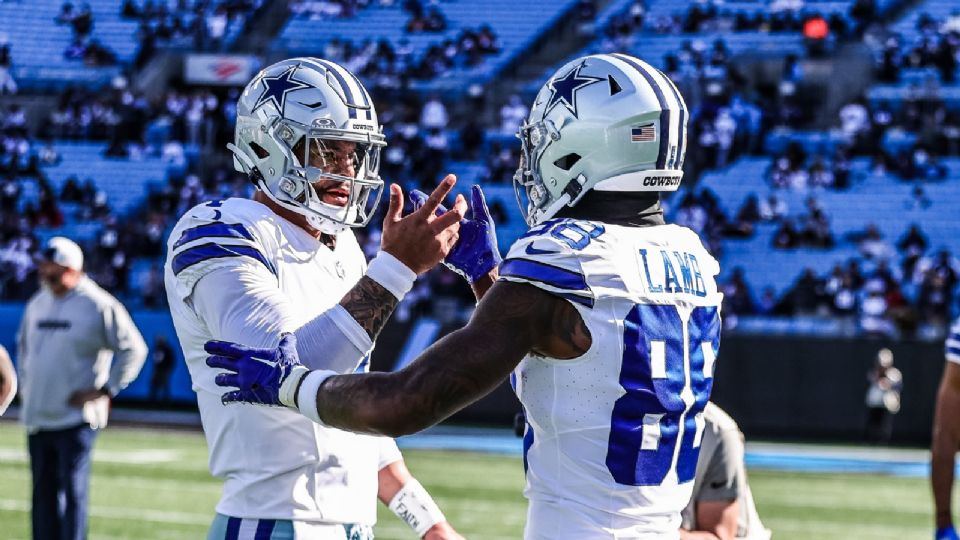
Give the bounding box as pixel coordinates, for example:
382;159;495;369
229;57;386;234
514;53;688;226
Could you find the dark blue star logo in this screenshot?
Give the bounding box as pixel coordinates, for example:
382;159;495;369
253;65;311;115
544;62;603;118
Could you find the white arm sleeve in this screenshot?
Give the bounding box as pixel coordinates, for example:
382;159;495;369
191;264;372;373
378;437;403;470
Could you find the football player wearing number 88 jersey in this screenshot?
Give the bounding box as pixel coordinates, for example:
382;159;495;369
206;53;723;539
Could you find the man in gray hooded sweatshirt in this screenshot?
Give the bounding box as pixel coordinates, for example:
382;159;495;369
17;236;147;540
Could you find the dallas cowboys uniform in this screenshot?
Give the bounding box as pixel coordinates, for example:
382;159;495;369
165;197;400;537
500;218;722;540
948;317;960;365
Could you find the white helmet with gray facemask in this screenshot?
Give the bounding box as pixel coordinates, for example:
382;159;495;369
229;57;386;234
514;53;688;226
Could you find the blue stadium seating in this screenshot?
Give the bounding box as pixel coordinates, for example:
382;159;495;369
276;0;579;92
891;0;958;36
697;156;960;295
0;0;140;89
42;141;169;217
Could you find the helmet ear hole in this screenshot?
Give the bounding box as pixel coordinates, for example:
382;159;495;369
553;153;582;171
248;142;270;159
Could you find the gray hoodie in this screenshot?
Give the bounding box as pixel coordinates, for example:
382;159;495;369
17;276;147;432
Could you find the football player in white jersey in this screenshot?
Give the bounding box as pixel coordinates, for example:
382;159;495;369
206;53;723;539
932;317;960;540
164;58;465;540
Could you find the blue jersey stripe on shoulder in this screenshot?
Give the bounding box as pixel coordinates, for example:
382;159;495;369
172;242;276;276
948;346;960;358
500;257;588;291
173;222;254;250
553;290;595;308
254;519;276;540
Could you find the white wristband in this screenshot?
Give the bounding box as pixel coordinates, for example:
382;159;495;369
366;251;417;300
388;479;446;537
295;370;336;425
278;365;310;408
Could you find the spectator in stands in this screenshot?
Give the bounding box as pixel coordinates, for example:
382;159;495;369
899;224;928;279
808;155;835;188
860;281;896;337
840;97;870;151
406;4;446;33
726;194;759;237
485;142;518;184
500;94;528;135
203;6;229;51
120;0;140;18
800;197;834;248
70;3;94;38
574;0;598;37
459;119;484;160
825;264;858;333
773;218;800;249
720;267;755;326
420;95;449;131
758;193;788;222
755;287;778;315
858;223;895;261
0;219;37;300
0;37;16;95
54;2;76;25
17;237;147;540
140;264;165;308
784;267;825;315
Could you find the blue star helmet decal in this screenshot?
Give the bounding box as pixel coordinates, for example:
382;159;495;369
544;62;603;118
253;65;311;115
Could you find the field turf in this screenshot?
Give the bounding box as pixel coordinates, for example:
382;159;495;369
0;422;936;539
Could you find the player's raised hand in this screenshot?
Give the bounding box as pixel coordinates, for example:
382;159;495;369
937;526;960;540
205;333;309;408
410;184;501;283
380;175;467;275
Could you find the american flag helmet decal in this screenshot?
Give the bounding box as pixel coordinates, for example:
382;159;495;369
631;123;656;142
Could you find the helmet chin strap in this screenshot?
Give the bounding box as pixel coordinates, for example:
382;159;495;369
530;174;588;226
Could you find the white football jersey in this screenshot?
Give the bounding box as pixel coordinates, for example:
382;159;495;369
164;198;400;526
947;317;960;364
499;218;723;540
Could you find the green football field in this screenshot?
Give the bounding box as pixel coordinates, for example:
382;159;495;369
0;422;937;539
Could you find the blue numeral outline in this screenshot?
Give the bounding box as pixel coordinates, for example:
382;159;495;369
606;304;720;486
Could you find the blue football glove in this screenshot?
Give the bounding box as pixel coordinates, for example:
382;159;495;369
937;526;960;540
205;333;309;408
410;184;501;283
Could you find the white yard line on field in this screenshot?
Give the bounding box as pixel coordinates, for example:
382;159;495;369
0;447;183;464
0;498;211;526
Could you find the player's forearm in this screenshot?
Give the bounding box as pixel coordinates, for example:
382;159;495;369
469;267;499;302
315;299;533;437
932;382;960;527
316;328;516;437
339;276;401;341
